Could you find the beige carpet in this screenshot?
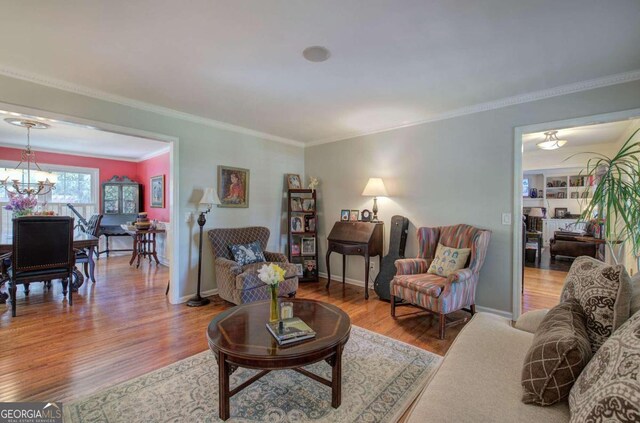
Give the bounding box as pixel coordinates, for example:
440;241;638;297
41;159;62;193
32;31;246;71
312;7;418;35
64;326;441;422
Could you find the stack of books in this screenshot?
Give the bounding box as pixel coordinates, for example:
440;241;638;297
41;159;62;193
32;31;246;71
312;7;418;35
266;317;316;345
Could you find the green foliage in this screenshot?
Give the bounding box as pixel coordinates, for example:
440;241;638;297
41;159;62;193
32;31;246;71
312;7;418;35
570;127;640;262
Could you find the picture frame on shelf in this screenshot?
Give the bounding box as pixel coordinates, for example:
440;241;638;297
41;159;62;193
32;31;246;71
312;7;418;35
361;209;371;222
218;165;249;208
554;208;568;218
304;215;316;232
286;174;302;189
294;263;304;276
291;216;304;233
570;192;579;199
291;243;301;256
150;175;165;208
302;199;315;212
291;197;303;211
340;210;350;221
301;237;316;255
349;209;359;222
303;259;317;278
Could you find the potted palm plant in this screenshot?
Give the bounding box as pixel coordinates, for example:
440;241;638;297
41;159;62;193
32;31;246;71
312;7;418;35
570;127;640;268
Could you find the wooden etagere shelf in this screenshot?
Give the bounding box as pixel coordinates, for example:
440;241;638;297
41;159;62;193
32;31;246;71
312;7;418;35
287;189;318;282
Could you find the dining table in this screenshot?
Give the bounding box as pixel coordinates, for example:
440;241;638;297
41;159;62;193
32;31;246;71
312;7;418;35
0;231;99;303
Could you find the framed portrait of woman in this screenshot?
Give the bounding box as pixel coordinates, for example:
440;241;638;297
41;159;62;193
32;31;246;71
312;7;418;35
217;166;249;208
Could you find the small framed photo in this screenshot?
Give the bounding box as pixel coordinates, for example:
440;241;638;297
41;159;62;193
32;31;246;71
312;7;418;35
291;216;304;233
294;263;304;276
291;243;300;256
150;175;165;208
570;192;579;199
555;208;568;218
302;199;315;212
303;259;317;278
349;209;360;222
286;174;302;189
340;209;350;221
301;237;316;255
304;215;316;232
361;209;372;222
291;197;303;211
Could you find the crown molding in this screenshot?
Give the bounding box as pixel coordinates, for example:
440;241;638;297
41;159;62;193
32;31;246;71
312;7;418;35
138;145;171;162
0;141;170;163
306;69;640;147
0;65;305;148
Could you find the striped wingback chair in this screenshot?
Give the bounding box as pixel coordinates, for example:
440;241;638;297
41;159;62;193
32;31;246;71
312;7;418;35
208;227;298;305
390;224;491;339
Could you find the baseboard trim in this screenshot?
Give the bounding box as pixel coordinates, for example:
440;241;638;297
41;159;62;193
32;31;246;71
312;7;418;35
475;305;513;320
176;288;219;304
318;272;373;290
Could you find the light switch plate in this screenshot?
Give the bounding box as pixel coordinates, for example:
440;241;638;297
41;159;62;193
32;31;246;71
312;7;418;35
185;211;194;223
501;213;512;225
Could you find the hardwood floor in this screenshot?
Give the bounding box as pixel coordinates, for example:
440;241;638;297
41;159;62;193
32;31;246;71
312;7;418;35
0;255;469;403
522;266;566;312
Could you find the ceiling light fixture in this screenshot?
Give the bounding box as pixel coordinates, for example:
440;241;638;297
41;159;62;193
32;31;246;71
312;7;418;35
536;130;568;150
0;118;57;196
302;46;331;62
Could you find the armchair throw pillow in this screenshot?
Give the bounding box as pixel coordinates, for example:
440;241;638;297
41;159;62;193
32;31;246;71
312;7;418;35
560;256;631;353
427;243;470;277
521;299;592;406
229;241;266;266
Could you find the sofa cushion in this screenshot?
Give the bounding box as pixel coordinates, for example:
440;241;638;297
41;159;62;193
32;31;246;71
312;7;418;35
521;300;592;406
569;310;640;422
427;243;470;277
631;273;640;316
229;241;266;266
406;313;570;423
515;309;550;334
392;272;447;298
560;256;631;353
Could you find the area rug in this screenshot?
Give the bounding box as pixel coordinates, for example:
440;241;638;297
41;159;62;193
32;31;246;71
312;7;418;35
64;326;441;422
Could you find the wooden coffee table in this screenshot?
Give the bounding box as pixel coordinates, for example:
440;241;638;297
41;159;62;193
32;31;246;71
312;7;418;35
206;299;351;420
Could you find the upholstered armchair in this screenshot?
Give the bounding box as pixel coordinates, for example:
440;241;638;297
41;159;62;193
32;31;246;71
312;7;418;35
390;224;491;339
208;227;298;304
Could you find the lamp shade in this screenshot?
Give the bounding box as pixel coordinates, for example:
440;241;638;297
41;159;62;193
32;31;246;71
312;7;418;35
361;178;388;197
529;207;544;218
199;187;220;205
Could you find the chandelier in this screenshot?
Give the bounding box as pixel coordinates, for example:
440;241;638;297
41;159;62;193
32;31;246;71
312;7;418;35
0;118;57;196
536;130;568;150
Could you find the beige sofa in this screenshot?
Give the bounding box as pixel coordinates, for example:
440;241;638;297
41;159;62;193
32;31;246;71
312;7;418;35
405;272;640;422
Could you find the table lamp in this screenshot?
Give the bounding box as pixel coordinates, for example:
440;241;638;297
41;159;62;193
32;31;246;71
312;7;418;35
187;187;220;307
361;177;388;222
529;207;544;218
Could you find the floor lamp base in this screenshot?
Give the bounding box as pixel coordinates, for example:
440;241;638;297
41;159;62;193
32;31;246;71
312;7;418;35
186;296;210;307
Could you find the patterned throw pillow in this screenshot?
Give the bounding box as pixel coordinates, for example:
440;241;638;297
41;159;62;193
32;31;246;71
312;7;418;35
569;310;640;422
521;299;592;406
229;241;266;266
560;256;631;353
427;243;470;277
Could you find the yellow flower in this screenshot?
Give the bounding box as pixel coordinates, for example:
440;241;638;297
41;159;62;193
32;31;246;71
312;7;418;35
271;263;286;282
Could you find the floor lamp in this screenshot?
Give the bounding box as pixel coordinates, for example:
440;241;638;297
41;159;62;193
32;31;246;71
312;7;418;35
187;187;220;307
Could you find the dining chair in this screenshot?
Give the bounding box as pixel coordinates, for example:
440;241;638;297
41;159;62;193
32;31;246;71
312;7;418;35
75;214;102;282
9;216;75;317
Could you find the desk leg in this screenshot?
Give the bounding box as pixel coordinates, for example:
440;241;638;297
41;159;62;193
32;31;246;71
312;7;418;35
129;236;138;266
88;246;96;283
151;233;160;265
364;254;370;300
325;251;332;289
218;350;231;421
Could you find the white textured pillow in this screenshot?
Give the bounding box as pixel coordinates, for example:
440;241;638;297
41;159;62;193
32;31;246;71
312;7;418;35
427;243;470;277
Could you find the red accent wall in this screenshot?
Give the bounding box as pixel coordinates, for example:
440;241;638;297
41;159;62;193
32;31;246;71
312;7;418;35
0;147;171;222
137;152;170;222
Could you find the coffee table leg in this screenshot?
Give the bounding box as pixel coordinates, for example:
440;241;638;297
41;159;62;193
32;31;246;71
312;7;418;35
331;345;344;408
218;350;231;420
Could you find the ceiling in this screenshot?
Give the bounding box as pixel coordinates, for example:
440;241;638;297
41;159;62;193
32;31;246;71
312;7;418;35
0;1;639;144
522;119;639;153
0;111;168;161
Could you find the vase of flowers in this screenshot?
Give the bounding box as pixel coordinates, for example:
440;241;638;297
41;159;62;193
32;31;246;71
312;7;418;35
258;263;286;322
4;192;37;218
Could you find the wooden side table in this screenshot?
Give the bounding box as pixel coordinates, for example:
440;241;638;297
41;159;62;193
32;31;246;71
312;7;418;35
126;228;165;268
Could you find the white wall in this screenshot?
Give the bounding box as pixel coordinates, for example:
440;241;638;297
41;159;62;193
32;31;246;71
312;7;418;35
0;74;304;301
305;79;640;315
